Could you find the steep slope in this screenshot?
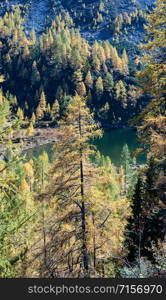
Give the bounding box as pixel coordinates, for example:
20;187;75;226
0;0;155;54
0;0;51;33
55;0;155;55
25;0;51;33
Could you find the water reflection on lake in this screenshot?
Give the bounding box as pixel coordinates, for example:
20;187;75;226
25;128;146;166
93;128;146;166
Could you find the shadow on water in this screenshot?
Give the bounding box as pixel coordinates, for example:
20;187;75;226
93;128;146;166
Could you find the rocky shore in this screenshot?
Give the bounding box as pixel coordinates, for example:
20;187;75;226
0;127;59;155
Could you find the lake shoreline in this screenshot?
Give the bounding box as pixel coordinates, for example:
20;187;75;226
0;124;139;161
24;127;146;167
22;125;138;152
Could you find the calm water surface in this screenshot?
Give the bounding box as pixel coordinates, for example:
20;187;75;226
93;128;146;166
26;128;146;166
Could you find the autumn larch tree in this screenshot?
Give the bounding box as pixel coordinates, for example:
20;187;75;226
35;94;130;278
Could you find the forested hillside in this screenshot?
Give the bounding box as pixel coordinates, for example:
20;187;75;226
0;0;165;278
0;4;151;128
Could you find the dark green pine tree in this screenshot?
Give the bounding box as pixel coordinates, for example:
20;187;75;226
104;72;114;94
126;176;145;262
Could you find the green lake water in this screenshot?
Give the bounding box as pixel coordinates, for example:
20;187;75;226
93;128;146;166
26;128;146;166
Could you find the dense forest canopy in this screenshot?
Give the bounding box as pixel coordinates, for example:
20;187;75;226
0;0;165;278
0;4;149;128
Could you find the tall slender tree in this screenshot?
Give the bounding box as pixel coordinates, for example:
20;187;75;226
34;94;129;277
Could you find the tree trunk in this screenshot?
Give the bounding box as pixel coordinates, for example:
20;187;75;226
79;109;89;277
41;164;47;274
92;213;96;273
